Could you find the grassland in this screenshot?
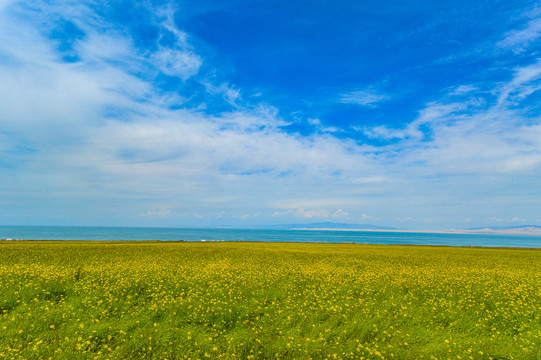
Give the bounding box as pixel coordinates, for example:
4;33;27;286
1;241;540;359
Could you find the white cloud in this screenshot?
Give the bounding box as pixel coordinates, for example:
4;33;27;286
306;118;343;133
497;60;541;106
360;214;380;221
150;48;201;79
203;82;241;105
498;16;541;52
332;209;349;218
148;5;202;80
154;3;189;44
362;101;468;140
361;59;541;178
143;209;172;218
272;208;344;219
449;85;478;96
340;89;389;107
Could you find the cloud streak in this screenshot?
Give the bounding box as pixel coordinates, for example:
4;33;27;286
497;9;541;52
340;89;389;107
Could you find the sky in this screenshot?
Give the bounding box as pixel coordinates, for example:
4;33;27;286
1;0;541;229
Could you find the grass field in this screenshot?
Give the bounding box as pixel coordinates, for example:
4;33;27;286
1;241;540;359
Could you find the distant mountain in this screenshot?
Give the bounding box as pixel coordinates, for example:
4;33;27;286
231;224;541;235
452;225;541;236
466;225;541;231
254;222;398;230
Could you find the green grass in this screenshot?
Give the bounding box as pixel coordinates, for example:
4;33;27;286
1;241;541;359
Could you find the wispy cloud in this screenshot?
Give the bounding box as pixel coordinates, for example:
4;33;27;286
307;118;343;133
360;214;380;221
202;82;241;105
142;209;172;218
360;57;541;177
362;101;469;140
332;209;349;219
151;48;201;79
449;85;478;96
497;10;541;52
497;59;541;106
339;89;389;107
272;208;349;219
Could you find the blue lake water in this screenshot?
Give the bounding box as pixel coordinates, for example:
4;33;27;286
1;226;541;248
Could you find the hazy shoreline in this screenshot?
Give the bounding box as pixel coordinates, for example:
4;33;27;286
294;227;541;236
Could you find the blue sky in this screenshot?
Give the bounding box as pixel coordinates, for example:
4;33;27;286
1;0;541;229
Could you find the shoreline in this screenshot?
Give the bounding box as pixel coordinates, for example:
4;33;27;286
293;227;541;236
1;239;540;250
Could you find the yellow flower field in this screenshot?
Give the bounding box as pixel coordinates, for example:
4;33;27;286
1;241;540;359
